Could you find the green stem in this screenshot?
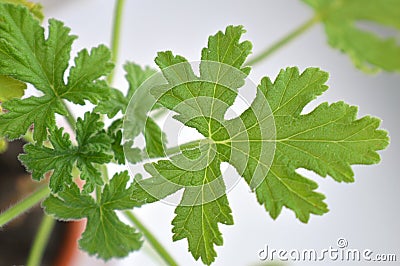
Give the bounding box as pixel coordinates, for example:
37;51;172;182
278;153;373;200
151;108;168;121
0;185;50;227
100;0;126;183
246;14;321;66
164;139;203;157
124;211;178;266
96;185;102;202
61;100;76;130
107;0;126;84
137;139;211;161
100;164;109;181
26;214;55;266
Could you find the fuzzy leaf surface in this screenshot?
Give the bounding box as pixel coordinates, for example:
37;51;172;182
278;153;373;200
0;75;26;101
43;171;142;260
0;4;113;143
131;25;389;265
19;112;112;192
132;25;250;265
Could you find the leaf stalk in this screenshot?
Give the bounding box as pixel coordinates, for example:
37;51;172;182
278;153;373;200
0;185;50;228
246;14;321;66
107;0;126;84
124;211;178;266
26;214;55;266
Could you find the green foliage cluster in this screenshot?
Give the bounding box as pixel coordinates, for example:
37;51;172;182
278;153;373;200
0;1;393;265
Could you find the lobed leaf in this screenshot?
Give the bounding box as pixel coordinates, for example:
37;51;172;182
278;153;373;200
131;25;389;264
19;112;113;193
132;25;251;264
0;4;113;143
43;172;143;260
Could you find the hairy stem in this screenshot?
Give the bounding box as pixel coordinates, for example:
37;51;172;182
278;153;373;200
26;214;55;266
124;211;178;266
246;15;321;66
100;164;109;182
164;139;204;157
107;0;126;84
0;185;50;227
61;100;76;131
96;185;102;202
136;139;212;161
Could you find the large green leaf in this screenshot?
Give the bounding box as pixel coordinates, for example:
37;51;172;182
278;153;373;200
0;4;113;143
129;25;389;265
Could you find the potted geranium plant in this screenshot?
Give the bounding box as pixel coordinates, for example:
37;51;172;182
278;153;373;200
0;0;397;265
